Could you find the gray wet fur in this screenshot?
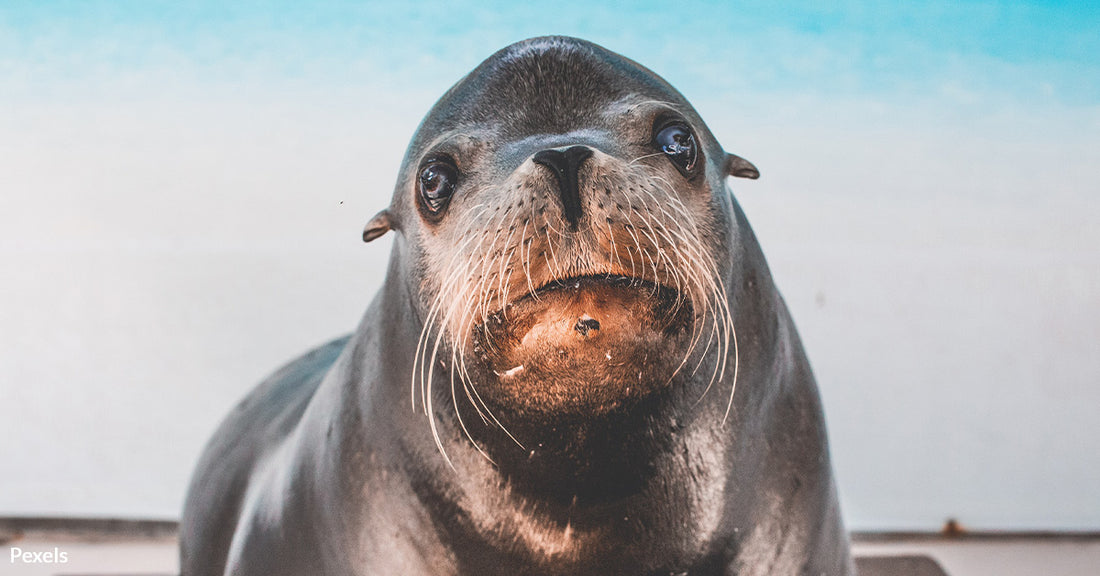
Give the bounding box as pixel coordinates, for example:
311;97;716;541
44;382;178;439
180;36;854;575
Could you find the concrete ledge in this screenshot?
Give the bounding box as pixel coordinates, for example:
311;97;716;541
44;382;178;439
5;516;1097;543
6;517;1100;575
0;517;177;545
857;555;949;576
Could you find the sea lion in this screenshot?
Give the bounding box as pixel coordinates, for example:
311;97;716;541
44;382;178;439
180;36;854;576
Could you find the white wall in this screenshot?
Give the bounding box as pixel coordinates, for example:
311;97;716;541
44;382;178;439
720;98;1100;530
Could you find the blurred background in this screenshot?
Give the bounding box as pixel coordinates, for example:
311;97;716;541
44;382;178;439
1;0;1097;534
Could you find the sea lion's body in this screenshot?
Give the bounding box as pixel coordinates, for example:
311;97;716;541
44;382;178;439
181;37;853;575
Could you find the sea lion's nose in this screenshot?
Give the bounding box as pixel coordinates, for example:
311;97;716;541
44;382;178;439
533;145;593;230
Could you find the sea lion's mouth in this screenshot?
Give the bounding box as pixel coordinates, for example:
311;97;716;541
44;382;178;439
520;274;676;305
484;274;690;347
467;275;694;416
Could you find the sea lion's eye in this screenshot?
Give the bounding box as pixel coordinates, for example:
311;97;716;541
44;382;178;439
418;160;458;214
655;123;698;174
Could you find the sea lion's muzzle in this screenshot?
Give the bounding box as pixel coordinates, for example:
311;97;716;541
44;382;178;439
468;275;694;417
440;142;724;417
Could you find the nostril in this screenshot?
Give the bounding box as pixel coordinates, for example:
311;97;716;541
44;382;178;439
533;145;593;229
563;145;593;165
533;149;566;174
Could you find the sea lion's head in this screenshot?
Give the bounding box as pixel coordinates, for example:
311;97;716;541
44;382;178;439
365;36;758;497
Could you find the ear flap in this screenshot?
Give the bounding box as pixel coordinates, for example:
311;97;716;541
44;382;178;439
362;209;395;242
725;153;760;180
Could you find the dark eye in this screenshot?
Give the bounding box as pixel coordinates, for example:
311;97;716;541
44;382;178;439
418;160;458;214
655;123;698;173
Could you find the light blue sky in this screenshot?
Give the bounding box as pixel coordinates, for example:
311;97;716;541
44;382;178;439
2;1;1097;108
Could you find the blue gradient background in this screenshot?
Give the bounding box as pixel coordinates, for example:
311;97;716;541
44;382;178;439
3;1;1098;102
1;1;1097;530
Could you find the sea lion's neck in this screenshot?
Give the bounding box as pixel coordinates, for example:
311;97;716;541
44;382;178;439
402;408;737;573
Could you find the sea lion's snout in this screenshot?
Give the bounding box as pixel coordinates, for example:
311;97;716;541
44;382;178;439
424;131;730;417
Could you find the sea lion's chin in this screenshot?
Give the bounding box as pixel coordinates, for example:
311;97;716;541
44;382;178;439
468;276;694;417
